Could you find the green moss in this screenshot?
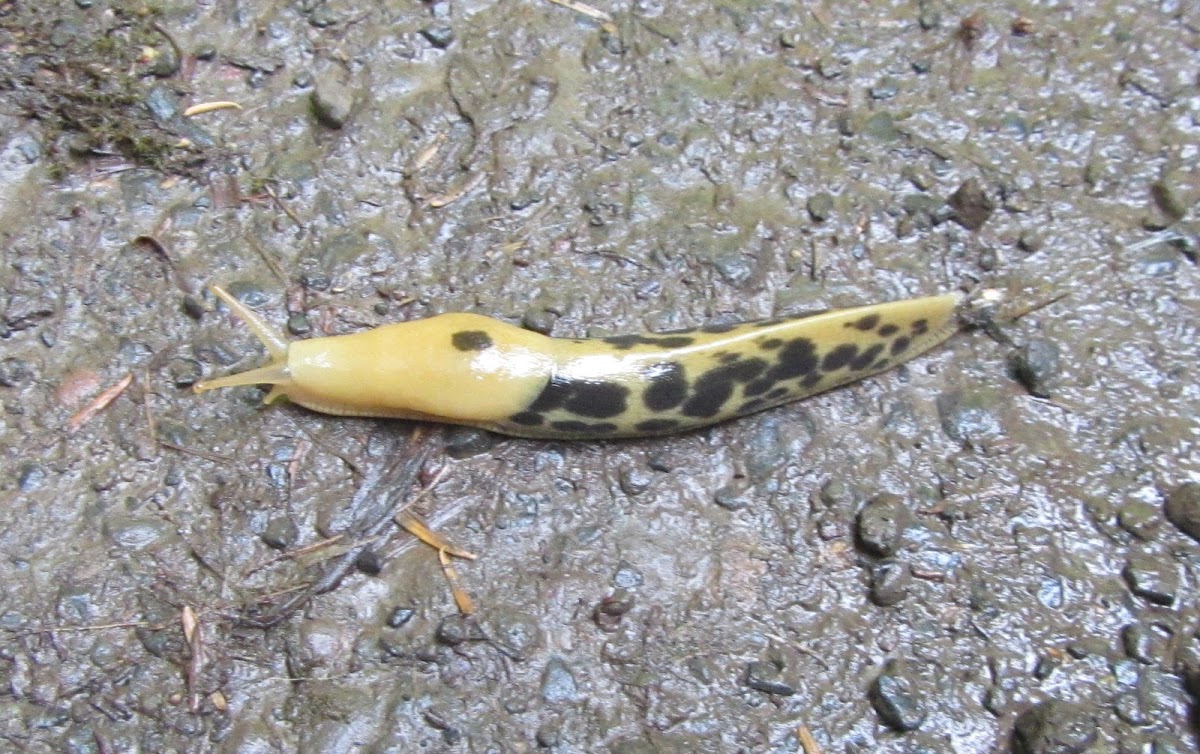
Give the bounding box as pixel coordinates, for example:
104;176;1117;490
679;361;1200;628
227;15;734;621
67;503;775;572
0;4;224;177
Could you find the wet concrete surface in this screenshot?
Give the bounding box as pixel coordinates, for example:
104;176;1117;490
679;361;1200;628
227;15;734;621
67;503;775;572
1;1;1198;752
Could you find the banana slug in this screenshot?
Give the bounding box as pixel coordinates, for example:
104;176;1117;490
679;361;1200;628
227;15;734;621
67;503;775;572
195;286;964;439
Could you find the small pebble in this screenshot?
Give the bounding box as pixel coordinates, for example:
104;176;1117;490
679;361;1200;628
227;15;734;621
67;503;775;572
443;427;499;459
1113;691;1148;726
355;548;383;576
1163;482;1200;542
311;74;355;129
869;661;926;731
541;657;579;703
261;518;298;550
856;493;911;557
421;25;455;48
714;483;753;511
0;357;33;388
1122;622;1166;665
286;313;311;336
618;467;652;497
521;308;557;335
1008;338;1061;398
166;357;203;388
745;660;795;696
806;192;834;222
1011;700;1097;754
386;607;416;628
18;463;46;491
612;561;643;588
869;561;912;606
947;178;995;231
1122;553;1178;606
1118;499;1161;540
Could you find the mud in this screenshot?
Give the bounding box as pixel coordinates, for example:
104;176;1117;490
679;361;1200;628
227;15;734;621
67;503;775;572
1;1;1198;752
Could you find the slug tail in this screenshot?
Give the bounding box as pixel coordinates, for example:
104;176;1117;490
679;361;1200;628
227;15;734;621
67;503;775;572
207;284;289;359
193;362;291;393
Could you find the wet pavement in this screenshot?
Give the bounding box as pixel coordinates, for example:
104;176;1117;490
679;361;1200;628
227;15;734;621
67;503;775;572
0;1;1198;752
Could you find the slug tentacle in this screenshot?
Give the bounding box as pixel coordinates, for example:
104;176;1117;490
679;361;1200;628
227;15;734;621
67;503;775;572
195;287;966;439
193;285;293;396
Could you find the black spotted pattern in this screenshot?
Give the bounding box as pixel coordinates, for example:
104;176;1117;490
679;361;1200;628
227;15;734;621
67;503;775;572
551;420;617;434
527;376;629;418
681;358;768;418
503;305;948;438
850;344;885;371
451;330;494;351
822;343;858;371
643;362;688;411
635;418;681;433
850;314;880;331
604;334;696;350
769;338;819;381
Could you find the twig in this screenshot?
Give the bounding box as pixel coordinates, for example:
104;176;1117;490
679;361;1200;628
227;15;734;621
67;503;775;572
797;726;822;754
67;373;133;434
263;184;305;229
397;514;476;560
439;548;475;615
184;101;243;117
158;440;234;464
1003;292;1069;323
542;0;617;33
426;172;486;208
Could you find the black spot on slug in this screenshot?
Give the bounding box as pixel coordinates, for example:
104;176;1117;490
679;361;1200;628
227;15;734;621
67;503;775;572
890;336;911;356
681;378;733;418
717;352;740;364
680;359;767;418
738;398;766;414
551;420;618;434
526;377;629;418
643;362;688;411
801;373;823;389
850;314;880;331
604;334;695;350
527;377;572;412
743;378;773;397
768;337;819;380
653;336;696;348
911;319;928;335
603;334;641;350
452;330;494;351
764;386;790;401
635;418;681;433
509;411;544;426
565;381;629;418
878;323;899;337
850;344;885;371
821;343;859;372
759;338;783;350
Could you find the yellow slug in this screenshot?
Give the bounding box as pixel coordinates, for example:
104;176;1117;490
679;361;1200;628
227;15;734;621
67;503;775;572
195;286;964;439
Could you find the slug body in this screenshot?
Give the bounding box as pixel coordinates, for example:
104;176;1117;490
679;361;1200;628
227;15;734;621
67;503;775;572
196;288;963;439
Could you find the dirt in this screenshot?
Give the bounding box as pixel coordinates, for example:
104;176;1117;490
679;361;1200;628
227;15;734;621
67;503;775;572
0;0;1198;752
